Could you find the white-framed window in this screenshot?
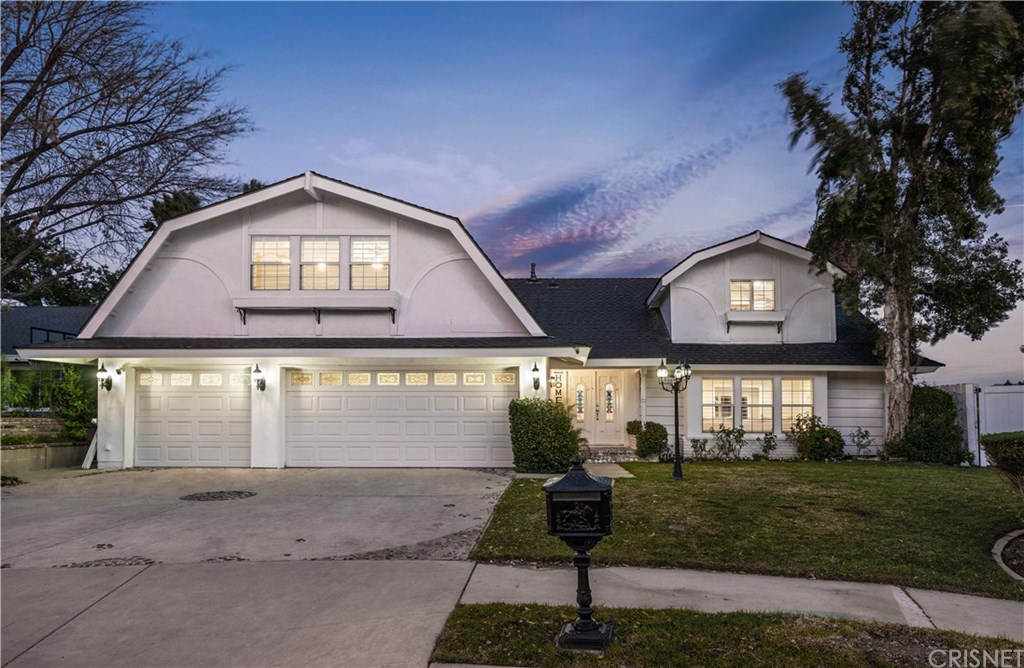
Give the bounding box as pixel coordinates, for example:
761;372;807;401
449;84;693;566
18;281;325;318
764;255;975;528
701;378;734;432
251;236;291;290
781;378;814;431
350;237;390;290
730;279;775;311
300;237;340;290
740;378;773;433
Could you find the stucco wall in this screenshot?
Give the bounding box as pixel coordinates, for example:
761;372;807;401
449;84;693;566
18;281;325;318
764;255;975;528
94;191;529;339
662;244;836;344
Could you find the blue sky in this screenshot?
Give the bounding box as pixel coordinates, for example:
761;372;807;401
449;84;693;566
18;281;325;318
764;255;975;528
149;2;1023;384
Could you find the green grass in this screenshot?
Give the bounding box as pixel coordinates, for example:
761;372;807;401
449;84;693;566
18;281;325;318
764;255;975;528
473;461;1024;599
1;474;24;486
0;433;70;445
432;603;1018;667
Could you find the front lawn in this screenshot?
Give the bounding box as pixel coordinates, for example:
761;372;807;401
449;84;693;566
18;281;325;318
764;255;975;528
472;461;1024;599
433;603;1018;667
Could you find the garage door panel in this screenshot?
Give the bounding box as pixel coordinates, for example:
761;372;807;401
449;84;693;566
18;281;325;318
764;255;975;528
134;367;251;467
285;368;516;467
317;396;344;412
346;396;371;411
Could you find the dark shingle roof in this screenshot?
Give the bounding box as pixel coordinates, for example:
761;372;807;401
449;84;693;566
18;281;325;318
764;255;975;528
1;306;95;357
508;278;939;367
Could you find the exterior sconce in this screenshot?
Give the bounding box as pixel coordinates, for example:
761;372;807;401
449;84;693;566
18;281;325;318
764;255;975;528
532;363;541;391
253;364;266;392
96;364;121;391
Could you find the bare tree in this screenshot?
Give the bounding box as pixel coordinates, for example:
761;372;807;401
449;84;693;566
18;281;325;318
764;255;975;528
2;2;252;302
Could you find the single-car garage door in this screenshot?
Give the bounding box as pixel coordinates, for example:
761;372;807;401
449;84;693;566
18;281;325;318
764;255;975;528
134;368;252;467
286;368;518;467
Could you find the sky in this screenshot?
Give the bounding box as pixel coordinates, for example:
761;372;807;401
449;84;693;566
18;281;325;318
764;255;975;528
148;1;1023;386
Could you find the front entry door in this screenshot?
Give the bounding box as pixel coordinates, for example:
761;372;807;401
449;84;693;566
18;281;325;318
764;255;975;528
566;371;624;446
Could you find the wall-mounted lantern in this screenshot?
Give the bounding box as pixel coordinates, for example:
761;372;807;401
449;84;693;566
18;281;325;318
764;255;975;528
252;364;266;392
542;457;614;650
96;364;121;392
532;363;541;391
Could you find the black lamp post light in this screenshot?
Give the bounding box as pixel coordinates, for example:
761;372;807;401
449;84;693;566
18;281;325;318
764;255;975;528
543;458;614;650
657;359;692;480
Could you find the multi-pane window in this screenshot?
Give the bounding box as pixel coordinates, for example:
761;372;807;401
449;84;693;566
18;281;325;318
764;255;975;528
251;236;290;290
350;237;390;290
781;378;814;431
702;378;734;432
740;378;773;433
730;279;775;311
300;237;340;290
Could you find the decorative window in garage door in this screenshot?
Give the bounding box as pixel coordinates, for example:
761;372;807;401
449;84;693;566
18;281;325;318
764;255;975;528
463;372;486;386
377;372;399;386
406;372;428;386
200;374;223;386
434;372;457;386
139;372;163;386
290;372;313;386
320;372;342;386
493;372;516;386
230;374;250;386
348;372;370;386
171;373;193;386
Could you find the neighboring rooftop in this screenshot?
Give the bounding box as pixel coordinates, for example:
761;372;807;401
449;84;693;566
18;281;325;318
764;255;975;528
1;306;95;359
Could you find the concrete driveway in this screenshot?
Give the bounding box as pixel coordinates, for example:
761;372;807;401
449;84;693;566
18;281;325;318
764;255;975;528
1;467;511;667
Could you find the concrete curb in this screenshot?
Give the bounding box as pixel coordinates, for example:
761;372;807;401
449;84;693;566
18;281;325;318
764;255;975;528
992;528;1024;582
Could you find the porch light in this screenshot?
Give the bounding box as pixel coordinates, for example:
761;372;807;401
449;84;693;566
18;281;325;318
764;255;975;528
97;364;112;391
532;363;541;391
96;364;121;392
253;364;266;392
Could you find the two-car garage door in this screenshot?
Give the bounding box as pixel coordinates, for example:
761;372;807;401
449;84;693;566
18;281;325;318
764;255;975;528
285;368;518;467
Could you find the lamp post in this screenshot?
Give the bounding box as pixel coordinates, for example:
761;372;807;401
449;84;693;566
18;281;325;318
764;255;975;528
657;359;692;480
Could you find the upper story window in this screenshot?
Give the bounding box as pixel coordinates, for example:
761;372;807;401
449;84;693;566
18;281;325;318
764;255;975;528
350;237;390;290
730;279;775;311
251;236;291;290
300;237;340;290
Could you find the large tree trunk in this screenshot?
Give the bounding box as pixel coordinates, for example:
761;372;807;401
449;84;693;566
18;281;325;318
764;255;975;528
883;283;914;443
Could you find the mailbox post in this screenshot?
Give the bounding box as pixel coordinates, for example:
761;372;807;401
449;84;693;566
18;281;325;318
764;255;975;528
542;457;614;650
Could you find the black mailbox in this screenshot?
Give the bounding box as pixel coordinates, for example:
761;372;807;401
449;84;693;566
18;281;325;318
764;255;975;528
543;458;613;546
542;456;614;650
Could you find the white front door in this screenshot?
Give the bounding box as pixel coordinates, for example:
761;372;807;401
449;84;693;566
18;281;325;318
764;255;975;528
566;370;624;446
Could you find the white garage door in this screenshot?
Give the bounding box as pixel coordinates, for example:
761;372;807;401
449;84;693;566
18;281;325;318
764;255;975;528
134;368;252;467
286;368;518;467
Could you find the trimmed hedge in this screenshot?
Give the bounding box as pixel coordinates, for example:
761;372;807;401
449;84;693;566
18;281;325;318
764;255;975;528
886;386;971;465
635;421;668;458
982;431;1024;499
508;398;581;473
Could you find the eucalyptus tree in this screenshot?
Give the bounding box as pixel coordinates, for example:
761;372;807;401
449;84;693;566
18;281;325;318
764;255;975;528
780;2;1024;442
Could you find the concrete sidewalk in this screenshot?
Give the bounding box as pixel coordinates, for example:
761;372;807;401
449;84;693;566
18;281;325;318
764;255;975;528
461;564;1024;642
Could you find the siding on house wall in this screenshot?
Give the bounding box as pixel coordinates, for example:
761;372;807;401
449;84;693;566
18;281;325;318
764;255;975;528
827;372;886;452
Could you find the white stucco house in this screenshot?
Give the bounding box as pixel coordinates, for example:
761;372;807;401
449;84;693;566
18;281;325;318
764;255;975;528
19;172;940;469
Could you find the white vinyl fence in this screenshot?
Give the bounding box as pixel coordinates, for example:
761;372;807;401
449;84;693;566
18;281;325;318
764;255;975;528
937;384;1024;466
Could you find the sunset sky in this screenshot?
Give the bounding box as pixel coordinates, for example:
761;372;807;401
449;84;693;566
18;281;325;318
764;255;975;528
149;2;1023;385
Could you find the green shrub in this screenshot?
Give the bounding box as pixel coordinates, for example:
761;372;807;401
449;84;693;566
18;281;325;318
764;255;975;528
626;420;643;436
850;427;874;456
508;398;581;473
690;437;709;460
756;432;778;458
711;425;746;459
52;366;95;442
786;414;845;461
635;421;668;458
982;431;1024;501
884;386;971;465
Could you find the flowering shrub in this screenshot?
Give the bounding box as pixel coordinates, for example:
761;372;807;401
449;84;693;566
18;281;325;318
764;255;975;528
785;414;845;461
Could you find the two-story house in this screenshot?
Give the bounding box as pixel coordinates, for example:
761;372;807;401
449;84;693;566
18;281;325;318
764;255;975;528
19;172;939;468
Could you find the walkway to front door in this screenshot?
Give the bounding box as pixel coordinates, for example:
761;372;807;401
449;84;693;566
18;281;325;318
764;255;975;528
565;370;625;446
